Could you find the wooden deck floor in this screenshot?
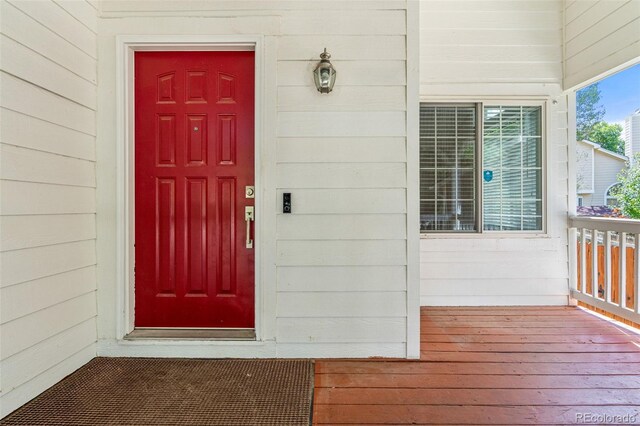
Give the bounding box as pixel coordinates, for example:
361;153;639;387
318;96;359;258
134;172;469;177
313;306;640;425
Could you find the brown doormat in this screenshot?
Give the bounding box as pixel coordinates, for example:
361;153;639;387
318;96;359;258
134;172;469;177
1;358;314;426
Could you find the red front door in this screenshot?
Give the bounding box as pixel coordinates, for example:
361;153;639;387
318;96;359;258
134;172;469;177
134;51;255;328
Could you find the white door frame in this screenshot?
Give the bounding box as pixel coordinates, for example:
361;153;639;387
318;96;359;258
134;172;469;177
115;35;266;342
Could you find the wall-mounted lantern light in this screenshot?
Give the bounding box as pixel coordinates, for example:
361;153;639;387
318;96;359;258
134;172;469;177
313;48;336;94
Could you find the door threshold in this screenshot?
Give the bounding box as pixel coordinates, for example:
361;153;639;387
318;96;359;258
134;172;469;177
125;328;256;341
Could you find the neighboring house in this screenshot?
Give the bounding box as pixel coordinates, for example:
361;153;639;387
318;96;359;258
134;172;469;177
1;0;640;420
624;108;640;163
576;140;627;207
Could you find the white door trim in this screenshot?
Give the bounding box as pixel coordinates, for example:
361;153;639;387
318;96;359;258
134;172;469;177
115;35;267;343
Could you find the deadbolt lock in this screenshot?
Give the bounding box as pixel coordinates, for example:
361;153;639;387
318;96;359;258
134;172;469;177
245;186;255;199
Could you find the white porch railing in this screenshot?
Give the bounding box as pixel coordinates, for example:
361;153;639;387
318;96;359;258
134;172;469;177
569;216;640;325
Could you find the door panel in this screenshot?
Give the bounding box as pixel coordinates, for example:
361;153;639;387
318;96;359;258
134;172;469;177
135;51;255;328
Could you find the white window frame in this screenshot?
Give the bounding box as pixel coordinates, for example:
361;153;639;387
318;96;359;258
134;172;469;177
605;183;622;206
419;99;548;237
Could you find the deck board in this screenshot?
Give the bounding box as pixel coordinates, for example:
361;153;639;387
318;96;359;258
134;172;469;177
313;306;640;425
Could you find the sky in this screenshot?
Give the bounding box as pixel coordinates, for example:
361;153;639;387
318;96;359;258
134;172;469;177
590;63;640;125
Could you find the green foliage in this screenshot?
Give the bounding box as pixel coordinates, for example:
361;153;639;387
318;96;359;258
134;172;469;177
613;154;640;219
589;121;625;154
576;84;606;141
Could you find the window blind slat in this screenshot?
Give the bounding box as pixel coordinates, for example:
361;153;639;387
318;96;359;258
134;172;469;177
420;103;543;233
420;104;477;232
482;105;542;231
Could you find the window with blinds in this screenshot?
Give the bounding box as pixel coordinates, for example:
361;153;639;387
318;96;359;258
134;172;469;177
420;104;477;231
482;106;542;231
419;103;544;233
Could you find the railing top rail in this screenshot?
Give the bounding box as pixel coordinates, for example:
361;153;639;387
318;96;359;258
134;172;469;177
570;216;640;234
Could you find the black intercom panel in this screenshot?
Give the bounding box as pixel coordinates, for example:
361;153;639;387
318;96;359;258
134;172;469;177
283;193;292;213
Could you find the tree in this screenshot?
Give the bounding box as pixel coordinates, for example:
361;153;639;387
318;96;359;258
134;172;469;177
613;154;640;219
589;121;625;154
576;84;606;141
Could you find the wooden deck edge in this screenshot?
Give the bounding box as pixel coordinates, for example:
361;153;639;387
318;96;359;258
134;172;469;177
578;301;640;331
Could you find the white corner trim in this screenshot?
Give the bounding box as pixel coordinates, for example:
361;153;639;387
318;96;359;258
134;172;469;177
114;35;267;345
405;0;421;360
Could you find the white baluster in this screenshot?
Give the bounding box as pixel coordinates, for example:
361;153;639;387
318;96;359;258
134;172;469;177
620;232;627;309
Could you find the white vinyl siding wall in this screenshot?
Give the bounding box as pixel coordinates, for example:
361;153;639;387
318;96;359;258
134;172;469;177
96;1;412;358
564;0;640;89
0;0;97;417
576;141;595;194
419;0;570;305
593;151;627;206
575;140;627;207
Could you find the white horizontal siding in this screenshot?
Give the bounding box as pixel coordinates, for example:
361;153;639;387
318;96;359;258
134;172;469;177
1;318;96;395
1;214;96;252
0;1;96;82
0;181;96;215
422;10;562;29
0;345;95;419
422;28;560;46
0;35;96;109
276;342;405;358
1;72;95;134
423;295;569;306
564;0;640;89
275;189;406;214
564;0;598;23
276;317;406;343
420;0;563;96
99;0;406;13
100;15;281;36
277;292;407;317
1;292;96;361
419;236;563;252
277;240;407;266
421;259;568;280
421;278;570;297
277;60;406;86
1;240;97;288
592;151;626;206
277;36;406;60
95;2;410;363
1;267;96;324
277;138;406;163
1;144;95;187
419;82;563;97
52;0;98;33
425;1;562;12
277;266;407;292
277;163;406;189
5;0;96;58
422;44;562;63
0;108;95;160
277;86;406;112
277;112;406;137
0;0;97;417
276;79;410;358
419;0;569;306
279;10;406;35
277;214;407;240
